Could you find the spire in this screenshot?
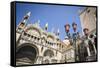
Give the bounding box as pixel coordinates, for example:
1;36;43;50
34;19;40;26
51;27;54;33
55;28;60;36
24;12;31;20
23;12;31;24
45;22;48;31
27;12;31;17
16;12;31;33
37;19;40;24
57;28;60;36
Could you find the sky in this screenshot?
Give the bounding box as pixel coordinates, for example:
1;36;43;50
16;3;85;40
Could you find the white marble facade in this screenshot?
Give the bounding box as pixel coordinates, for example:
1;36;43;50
16;12;75;65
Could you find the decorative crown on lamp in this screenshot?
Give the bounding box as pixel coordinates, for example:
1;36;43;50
64;23;70;33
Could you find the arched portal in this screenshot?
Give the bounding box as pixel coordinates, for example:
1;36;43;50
44;49;54;58
16;43;39;65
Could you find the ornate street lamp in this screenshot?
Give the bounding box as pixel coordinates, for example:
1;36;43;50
83;28;92;57
72;22;79;62
83;28;89;37
72;22;77;32
64;23;70;38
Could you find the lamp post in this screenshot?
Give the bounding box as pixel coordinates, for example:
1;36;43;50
83;28;91;60
64;23;80;62
72;22;79;62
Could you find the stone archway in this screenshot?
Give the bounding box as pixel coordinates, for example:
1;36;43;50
44;49;54;58
16;43;39;65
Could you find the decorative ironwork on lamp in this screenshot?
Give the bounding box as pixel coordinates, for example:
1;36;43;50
64;23;70;39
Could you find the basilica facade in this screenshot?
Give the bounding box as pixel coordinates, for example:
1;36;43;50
16;12;75;66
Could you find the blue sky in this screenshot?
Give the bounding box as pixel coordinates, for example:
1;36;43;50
16;3;85;40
